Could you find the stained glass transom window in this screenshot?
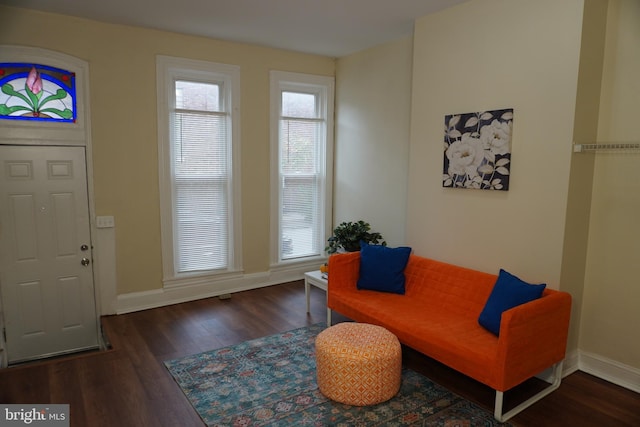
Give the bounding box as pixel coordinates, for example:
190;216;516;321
0;63;76;122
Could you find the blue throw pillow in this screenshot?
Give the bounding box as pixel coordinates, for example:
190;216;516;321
357;241;412;294
478;269;546;336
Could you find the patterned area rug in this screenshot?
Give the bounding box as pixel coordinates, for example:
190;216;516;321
164;323;511;426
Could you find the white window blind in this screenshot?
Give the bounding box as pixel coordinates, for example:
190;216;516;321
271;71;334;264
172;80;229;272
280;91;323;259
157;56;241;284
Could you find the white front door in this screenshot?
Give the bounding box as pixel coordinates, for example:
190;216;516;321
0;145;99;364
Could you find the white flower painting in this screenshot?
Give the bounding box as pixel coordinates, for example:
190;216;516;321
443;108;513;190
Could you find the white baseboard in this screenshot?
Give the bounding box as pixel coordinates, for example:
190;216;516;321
578;350;640;393
535;349;579;383
536;349;638;394
563;348;581;376
115;262;319;314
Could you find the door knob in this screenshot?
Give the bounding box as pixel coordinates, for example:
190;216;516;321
81;258;90;266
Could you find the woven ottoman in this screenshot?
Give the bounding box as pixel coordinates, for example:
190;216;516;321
315;322;401;406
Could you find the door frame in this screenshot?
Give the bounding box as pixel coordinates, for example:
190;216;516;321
0;45;113;366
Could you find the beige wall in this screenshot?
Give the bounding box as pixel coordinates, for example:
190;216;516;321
561;0;607;357
334;37;413;246
0;6;335;295
406;0;583;288
581;0;640;370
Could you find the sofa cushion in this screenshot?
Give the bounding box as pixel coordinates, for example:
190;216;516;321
478;269;546;336
357;242;411;294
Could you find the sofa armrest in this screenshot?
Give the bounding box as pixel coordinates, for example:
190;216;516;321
495;289;572;391
327;252;360;293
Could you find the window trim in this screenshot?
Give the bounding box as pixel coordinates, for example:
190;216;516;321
269;71;334;268
157;55;242;286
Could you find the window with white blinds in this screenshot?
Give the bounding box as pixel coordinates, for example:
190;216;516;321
173;80;229;272
270;71;334;264
157;56;241;283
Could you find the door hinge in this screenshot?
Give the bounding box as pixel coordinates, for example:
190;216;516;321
2;327;5;343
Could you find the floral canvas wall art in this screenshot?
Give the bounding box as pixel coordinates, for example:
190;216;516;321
443;108;513;190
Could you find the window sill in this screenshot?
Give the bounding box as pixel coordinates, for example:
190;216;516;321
163;269;244;289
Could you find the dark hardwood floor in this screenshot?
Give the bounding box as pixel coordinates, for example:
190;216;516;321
1;281;638;426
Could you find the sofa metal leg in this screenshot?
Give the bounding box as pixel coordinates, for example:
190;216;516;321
494;361;564;422
326;308;332;327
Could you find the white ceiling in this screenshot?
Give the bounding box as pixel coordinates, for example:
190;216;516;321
0;0;469;57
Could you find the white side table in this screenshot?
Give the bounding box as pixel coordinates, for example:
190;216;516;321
304;270;331;325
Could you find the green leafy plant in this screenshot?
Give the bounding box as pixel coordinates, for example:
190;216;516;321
325;220;386;254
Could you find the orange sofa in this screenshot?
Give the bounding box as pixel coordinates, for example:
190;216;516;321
327;251;572;422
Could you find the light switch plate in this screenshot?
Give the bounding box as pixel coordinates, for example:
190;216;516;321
96;216;115;228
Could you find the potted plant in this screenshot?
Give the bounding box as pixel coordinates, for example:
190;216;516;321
325;220;386;254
